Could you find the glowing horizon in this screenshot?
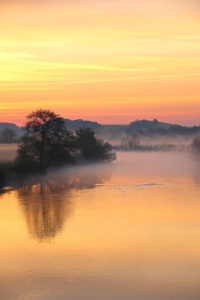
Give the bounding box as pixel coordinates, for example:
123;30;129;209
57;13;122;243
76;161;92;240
1;0;200;125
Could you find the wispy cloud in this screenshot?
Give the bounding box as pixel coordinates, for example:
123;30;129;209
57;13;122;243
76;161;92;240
1;71;200;90
0;52;35;58
39;62;155;72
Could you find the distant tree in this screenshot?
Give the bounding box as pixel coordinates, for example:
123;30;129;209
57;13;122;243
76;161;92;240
75;127;116;162
16;109;76;171
190;135;200;155
0;128;17;143
121;132;140;150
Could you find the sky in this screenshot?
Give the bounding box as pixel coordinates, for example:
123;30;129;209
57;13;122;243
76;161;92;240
0;0;200;125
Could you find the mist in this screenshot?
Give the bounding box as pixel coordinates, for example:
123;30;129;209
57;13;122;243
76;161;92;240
96;127;195;149
0;139;199;190
27;149;199;191
0;144;17;161
113;151;198;182
139;135;193;146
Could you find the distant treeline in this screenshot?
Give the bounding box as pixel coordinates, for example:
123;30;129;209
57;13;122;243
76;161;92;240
113;144;187;152
0;119;102;143
0;128;18;143
98;119;200;140
127;119;200;137
1;118;200;144
64;119;101;130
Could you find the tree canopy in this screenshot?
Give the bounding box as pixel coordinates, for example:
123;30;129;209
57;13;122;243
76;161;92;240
16;109;76;171
76;127;116;162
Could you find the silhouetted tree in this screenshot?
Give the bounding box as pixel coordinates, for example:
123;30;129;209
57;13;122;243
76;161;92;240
16;109;76;171
0;128;17;143
76;127;116;162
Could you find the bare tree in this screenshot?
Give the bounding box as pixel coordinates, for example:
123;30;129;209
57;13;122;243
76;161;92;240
121;132;140;150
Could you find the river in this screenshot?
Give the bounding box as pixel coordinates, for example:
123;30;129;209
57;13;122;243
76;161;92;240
1;151;200;300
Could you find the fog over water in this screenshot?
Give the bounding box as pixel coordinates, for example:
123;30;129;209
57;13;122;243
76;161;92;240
46;150;199;186
115;151;197;180
1;150;200;300
0;144;17;161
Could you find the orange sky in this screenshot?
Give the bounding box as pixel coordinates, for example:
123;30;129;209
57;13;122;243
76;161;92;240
1;0;200;125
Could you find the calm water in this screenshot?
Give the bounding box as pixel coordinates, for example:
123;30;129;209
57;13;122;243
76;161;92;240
1;152;200;300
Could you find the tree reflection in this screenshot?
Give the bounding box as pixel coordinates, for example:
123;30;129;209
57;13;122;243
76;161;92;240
18;181;71;242
17;168;111;242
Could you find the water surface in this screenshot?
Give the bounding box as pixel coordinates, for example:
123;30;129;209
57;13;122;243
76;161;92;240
1;152;200;300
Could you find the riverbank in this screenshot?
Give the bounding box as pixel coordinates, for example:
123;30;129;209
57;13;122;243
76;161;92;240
113;143;188;152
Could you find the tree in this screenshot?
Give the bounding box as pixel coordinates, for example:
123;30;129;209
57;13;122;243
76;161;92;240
76;127;116;162
0;128;17;143
121;132;140;150
190;135;200;155
16;109;76;171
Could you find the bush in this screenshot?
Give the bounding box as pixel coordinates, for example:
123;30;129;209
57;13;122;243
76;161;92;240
76;127;116;162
